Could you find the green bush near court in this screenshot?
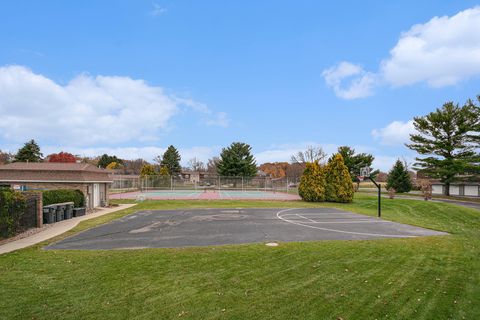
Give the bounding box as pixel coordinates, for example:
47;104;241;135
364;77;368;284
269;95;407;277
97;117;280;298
42;189;85;207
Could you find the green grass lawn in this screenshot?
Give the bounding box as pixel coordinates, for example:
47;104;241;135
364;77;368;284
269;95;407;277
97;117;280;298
1;194;479;319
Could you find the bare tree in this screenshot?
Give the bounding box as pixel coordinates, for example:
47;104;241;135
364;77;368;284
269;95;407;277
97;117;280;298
206;157;220;174
188;157;206;172
291;146;327;164
0;150;13;164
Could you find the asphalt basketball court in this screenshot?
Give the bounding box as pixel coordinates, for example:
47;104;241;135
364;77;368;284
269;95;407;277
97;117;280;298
46;207;447;250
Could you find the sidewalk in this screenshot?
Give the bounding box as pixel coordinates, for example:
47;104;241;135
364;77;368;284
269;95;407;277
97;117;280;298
0;203;136;255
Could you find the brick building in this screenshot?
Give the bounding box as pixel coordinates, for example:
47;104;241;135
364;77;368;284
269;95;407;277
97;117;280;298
0;162;113;209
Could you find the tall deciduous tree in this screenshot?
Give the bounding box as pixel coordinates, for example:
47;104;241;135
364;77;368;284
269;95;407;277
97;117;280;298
0;150;13;164
206;157;220;174
14;139;43;162
407;98;480;195
188;157;205;172
161;145;182;176
291;146;327;164
217;142;257;177
386;159;413;193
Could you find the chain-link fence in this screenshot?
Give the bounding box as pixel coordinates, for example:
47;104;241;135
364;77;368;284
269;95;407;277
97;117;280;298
112;175;300;193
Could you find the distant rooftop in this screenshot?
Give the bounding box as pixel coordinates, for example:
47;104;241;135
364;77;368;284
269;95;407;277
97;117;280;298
0;162;106;173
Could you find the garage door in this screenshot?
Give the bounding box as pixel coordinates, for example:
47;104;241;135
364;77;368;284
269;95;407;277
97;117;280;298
93;183;100;207
464;185;479;197
449;185;460;196
432;185;443;195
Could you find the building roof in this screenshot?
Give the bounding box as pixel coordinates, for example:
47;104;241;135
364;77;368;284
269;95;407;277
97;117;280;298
0;162;113;183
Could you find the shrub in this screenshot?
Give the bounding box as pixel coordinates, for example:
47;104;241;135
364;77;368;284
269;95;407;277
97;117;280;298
0;189;27;238
298;161;326;202
42;189;85;207
325;154;354;203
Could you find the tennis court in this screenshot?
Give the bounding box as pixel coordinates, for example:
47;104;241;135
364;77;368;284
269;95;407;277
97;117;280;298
110;189;301;201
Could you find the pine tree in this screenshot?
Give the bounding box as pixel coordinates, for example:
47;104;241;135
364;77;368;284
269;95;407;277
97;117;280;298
325;154;354;203
386;160;413;193
14;139;43;162
406;98;480;195
298;161;326;202
217;142;257;177
161;145;182;176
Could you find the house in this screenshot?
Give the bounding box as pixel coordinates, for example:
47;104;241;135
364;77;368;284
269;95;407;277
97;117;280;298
0;162;113;209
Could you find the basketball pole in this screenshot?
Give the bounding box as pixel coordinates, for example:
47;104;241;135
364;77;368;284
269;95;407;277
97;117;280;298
366;176;381;218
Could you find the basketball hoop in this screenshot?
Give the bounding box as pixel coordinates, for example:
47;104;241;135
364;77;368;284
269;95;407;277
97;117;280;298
357;175;365;182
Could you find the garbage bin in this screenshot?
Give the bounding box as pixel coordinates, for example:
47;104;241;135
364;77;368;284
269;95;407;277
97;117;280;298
56;207;65;222
73;207;86;217
43;206;56;224
65;204;74;219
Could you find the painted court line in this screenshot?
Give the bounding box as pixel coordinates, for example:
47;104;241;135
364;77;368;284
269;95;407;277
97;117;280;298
276;208;417;238
296;214;317;223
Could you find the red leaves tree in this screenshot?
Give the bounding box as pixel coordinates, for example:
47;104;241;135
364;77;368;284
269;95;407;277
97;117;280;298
47;152;77;163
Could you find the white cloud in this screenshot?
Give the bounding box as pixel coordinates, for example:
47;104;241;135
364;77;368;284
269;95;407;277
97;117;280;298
371;120;416;146
323;7;480;98
150;3;167;16
0;65;227;146
372;155;415;172
321;62;376;99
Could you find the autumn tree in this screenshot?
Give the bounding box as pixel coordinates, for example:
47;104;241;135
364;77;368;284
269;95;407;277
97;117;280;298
217;142;257;177
14;139;43;162
259;162;289;178
47;152;77;163
407;98;480;195
140;164;156;177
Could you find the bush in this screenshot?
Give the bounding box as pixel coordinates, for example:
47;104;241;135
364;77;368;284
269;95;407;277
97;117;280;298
42;189;85;207
298;161;326;202
0;189;27;238
325;154;354;203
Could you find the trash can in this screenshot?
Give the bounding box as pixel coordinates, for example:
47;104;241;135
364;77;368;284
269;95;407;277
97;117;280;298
65;204;74;219
56;207;64;222
73;207;86;217
43;206;56;224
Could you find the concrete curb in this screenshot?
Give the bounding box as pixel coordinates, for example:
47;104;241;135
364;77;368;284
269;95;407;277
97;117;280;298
0;203;137;255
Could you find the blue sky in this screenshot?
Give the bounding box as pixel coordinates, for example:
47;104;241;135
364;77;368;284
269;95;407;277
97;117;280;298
0;1;479;170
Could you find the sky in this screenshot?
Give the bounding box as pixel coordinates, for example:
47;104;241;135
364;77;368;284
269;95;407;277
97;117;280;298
0;1;479;171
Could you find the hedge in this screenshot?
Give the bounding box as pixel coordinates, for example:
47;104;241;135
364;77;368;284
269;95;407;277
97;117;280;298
42;189;85;208
0;189;27;238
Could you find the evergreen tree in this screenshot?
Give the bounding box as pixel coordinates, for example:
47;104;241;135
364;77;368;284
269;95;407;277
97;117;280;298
386;159;413;193
325;154;354;203
335;146;377;181
298;161;326;202
407;98;480;195
161;145;182;176
217;142;257;177
14;139;43;162
97;154;123;168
